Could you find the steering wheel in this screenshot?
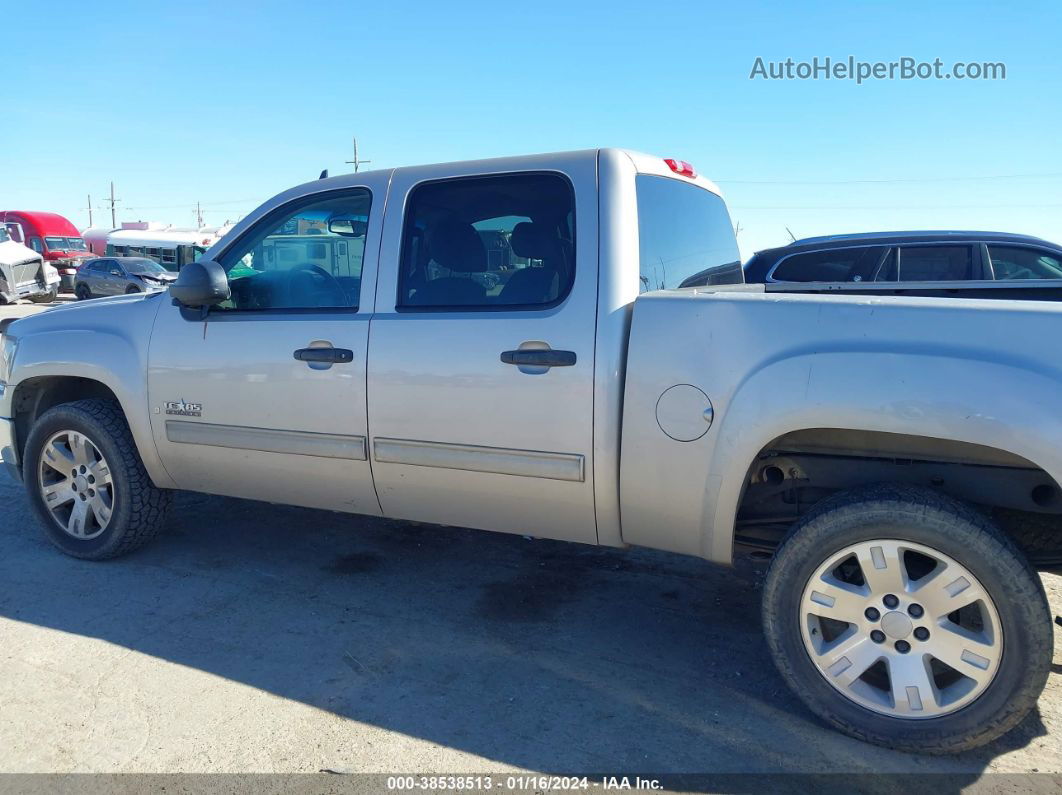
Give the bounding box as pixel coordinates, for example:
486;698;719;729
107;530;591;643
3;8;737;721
283;263;347;307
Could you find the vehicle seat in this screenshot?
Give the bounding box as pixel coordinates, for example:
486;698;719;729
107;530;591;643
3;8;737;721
406;220;488;306
499;222;568;304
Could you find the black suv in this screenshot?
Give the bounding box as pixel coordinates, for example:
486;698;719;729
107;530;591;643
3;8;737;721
744;231;1062;284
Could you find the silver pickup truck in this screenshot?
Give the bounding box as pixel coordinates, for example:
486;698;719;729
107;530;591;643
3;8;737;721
0;149;1057;753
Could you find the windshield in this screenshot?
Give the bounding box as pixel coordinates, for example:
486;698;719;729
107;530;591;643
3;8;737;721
126;258;169;274
0;228;8;244
44;236;88;251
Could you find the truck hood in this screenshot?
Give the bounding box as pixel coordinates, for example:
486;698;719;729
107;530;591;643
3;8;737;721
48;252;94;263
3;291;161;337
0;239;42;268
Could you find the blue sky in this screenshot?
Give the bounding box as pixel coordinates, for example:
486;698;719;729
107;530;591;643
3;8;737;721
3;0;1060;257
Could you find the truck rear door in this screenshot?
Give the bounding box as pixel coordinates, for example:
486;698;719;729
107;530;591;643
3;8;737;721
366;153;600;544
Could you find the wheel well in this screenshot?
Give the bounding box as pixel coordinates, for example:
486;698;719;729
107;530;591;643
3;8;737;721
736;428;1062;567
12;377;120;462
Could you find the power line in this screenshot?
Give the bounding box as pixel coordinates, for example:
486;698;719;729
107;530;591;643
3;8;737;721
106;182;120;227
345;136;371;173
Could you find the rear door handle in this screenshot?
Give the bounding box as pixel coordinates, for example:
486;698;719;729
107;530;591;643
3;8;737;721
500;349;577;368
293;347;354;363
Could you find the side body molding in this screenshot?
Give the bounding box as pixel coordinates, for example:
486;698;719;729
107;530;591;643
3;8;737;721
373;438;585;482
167;421;367;460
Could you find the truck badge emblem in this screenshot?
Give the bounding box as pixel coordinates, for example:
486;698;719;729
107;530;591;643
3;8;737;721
165;399;202;417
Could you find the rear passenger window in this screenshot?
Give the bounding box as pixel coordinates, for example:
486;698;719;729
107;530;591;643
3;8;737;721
398;173;575;310
987;246;1062;280
897;246;973;281
636;175;741;291
771;246;891;282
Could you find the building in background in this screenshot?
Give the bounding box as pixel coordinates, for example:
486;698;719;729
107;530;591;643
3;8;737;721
83;222;234;271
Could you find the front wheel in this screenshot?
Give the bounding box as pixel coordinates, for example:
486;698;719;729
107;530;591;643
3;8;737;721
29;287;58;303
23;399;172;559
75;284;92;300
762;484;1052;753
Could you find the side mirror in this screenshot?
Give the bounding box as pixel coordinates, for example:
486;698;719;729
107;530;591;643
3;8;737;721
169;260;230;308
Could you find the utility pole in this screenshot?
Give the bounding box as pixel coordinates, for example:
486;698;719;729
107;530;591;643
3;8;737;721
84;194;93;227
345;137;371;173
195;201;204;227
106;182;121;228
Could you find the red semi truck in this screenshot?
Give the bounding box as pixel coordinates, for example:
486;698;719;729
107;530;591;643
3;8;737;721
0;211;93;293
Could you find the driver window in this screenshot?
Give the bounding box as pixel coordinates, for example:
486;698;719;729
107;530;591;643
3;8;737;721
218;189;371;311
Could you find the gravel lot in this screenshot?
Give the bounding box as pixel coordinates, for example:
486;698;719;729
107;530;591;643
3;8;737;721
1;298;1060;784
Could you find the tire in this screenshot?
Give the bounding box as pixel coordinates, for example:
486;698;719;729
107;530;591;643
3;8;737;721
762;483;1052;753
125;285;140;294
29;287;58;303
75;284;92;300
23;398;172;560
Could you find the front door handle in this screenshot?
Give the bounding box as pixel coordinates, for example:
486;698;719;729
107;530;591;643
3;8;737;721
293;347;354;364
500;349;577;368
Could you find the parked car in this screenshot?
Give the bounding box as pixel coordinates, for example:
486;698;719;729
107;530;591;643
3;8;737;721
0;225;61;303
1;211;94;292
1;149;1058;754
74;257;178;299
744;230;1062;285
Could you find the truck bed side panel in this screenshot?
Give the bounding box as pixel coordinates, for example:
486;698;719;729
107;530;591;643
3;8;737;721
620;290;1062;563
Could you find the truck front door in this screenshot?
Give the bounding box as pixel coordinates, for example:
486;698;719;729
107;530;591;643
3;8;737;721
145;179;384;515
367;157;600;544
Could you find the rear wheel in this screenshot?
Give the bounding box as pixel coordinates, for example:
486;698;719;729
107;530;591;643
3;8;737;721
125;285;141;295
23;399;172;559
75;284;92;300
762;484;1052;753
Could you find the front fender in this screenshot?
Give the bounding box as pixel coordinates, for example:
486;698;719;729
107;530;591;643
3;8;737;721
4;298;174;488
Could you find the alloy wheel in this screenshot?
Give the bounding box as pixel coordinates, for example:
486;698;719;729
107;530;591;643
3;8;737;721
37;430;116;540
799;539;1002;718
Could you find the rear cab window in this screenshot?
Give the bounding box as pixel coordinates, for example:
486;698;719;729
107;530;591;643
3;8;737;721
635;175;741;291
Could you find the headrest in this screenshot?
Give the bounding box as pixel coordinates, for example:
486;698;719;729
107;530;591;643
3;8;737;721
428;220;486;273
510;222;560;261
